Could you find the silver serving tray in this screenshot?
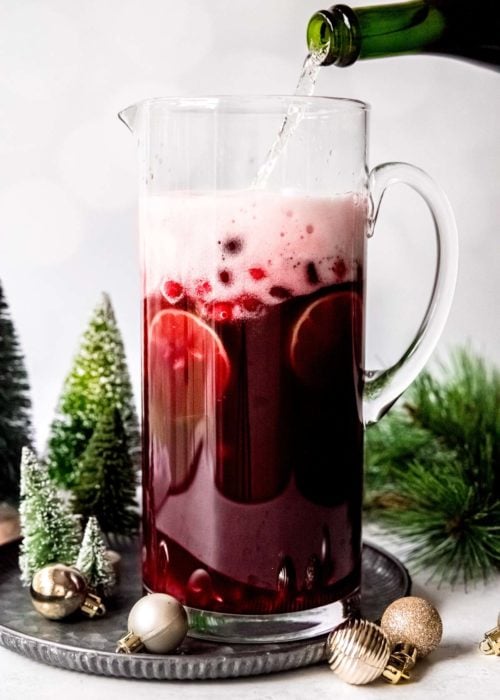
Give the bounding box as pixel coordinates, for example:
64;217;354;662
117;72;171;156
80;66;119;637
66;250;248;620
0;540;410;680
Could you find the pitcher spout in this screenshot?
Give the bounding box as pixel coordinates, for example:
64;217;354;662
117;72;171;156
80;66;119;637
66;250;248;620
118;103;139;134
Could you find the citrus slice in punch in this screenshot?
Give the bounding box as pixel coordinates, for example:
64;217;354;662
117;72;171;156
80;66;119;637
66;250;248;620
289;290;362;389
148;309;230;421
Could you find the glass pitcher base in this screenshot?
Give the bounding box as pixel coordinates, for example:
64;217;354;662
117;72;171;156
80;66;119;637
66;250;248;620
183;589;360;644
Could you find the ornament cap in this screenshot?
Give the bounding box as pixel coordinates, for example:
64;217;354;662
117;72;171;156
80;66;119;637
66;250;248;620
382;643;418;684
479;627;500;656
116;631;144;654
81;592;106;618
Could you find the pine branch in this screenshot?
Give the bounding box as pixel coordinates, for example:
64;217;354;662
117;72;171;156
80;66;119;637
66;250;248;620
408;349;500;492
365;348;500;585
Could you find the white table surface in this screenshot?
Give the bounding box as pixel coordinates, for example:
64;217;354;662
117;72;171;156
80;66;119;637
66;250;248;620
1;529;498;700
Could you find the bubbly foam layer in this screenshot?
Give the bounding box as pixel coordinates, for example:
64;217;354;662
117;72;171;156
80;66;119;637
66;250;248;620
141;191;366;319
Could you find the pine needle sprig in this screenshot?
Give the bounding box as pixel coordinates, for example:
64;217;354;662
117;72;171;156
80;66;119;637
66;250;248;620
365;348;500;586
371;458;500;585
408;349;500;492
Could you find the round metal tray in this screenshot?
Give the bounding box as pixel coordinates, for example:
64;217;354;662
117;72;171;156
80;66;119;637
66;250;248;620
0;540;410;680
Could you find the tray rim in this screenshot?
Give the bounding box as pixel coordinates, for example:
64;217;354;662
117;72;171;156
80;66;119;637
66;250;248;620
0;540;411;680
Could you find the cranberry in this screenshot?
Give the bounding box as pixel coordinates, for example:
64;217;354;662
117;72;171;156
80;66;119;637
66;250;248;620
206;301;234;322
237;294;262;314
218;269;233;286
161;279;184;303
306;262;319;285
248;267;266;281
269;285;291;299
194;279;212;299
332;259;347;279
222;237;243;255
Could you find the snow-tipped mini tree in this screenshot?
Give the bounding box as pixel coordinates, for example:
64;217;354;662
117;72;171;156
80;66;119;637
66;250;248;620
45;293;139;487
19;447;81;585
0;281;33;504
72;407;139;537
76;516;116;595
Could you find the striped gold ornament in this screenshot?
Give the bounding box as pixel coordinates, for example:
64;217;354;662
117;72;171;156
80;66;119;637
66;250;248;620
326;618;391;685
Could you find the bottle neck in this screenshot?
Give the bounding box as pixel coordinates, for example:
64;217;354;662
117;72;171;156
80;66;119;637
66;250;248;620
307;2;447;66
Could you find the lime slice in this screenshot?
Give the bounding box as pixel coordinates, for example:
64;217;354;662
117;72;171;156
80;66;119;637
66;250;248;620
289;290;361;388
149;309;230;419
148;309;231;494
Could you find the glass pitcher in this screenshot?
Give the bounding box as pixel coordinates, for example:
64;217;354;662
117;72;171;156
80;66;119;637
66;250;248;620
119;95;457;643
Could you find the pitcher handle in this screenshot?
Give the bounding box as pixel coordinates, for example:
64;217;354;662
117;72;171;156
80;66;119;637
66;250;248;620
363;162;458;425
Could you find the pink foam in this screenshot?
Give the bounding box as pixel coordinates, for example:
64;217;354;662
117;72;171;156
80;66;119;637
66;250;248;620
140;191;366;318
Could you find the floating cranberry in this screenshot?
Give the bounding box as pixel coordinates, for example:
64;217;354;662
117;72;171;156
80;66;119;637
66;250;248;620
161;279;184;303
249;267;266;281
222;236;243;255
237;294;262;314
305;262;319;285
206;301;234;322
269;285;291;299
194;279;212;299
218;269;233;286
332;258;347;279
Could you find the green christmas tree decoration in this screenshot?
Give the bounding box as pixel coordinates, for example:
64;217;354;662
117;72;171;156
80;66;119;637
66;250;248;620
76;516;116;595
0;280;33;504
72;407;139;537
45;292;139;487
365;348;500;586
19;447;81;586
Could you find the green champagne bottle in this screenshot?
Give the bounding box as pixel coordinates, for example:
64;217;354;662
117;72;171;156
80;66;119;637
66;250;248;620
307;1;500;68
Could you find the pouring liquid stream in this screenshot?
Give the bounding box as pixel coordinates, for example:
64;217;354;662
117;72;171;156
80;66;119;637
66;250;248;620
252;53;323;189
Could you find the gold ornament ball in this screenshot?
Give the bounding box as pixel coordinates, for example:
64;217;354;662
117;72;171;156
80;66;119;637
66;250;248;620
326;618;391;685
381;596;443;658
30;564;88;620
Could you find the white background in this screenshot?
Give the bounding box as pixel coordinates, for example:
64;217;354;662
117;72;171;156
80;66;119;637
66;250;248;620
0;0;499;449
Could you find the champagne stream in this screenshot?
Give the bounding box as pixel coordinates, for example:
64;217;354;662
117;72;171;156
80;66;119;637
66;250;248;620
253;54;322;189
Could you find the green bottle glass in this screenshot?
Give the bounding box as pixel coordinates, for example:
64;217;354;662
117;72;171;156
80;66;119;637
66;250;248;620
307;1;500;68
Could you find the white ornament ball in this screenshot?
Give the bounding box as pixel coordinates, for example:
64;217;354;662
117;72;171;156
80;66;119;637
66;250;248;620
128;593;188;653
